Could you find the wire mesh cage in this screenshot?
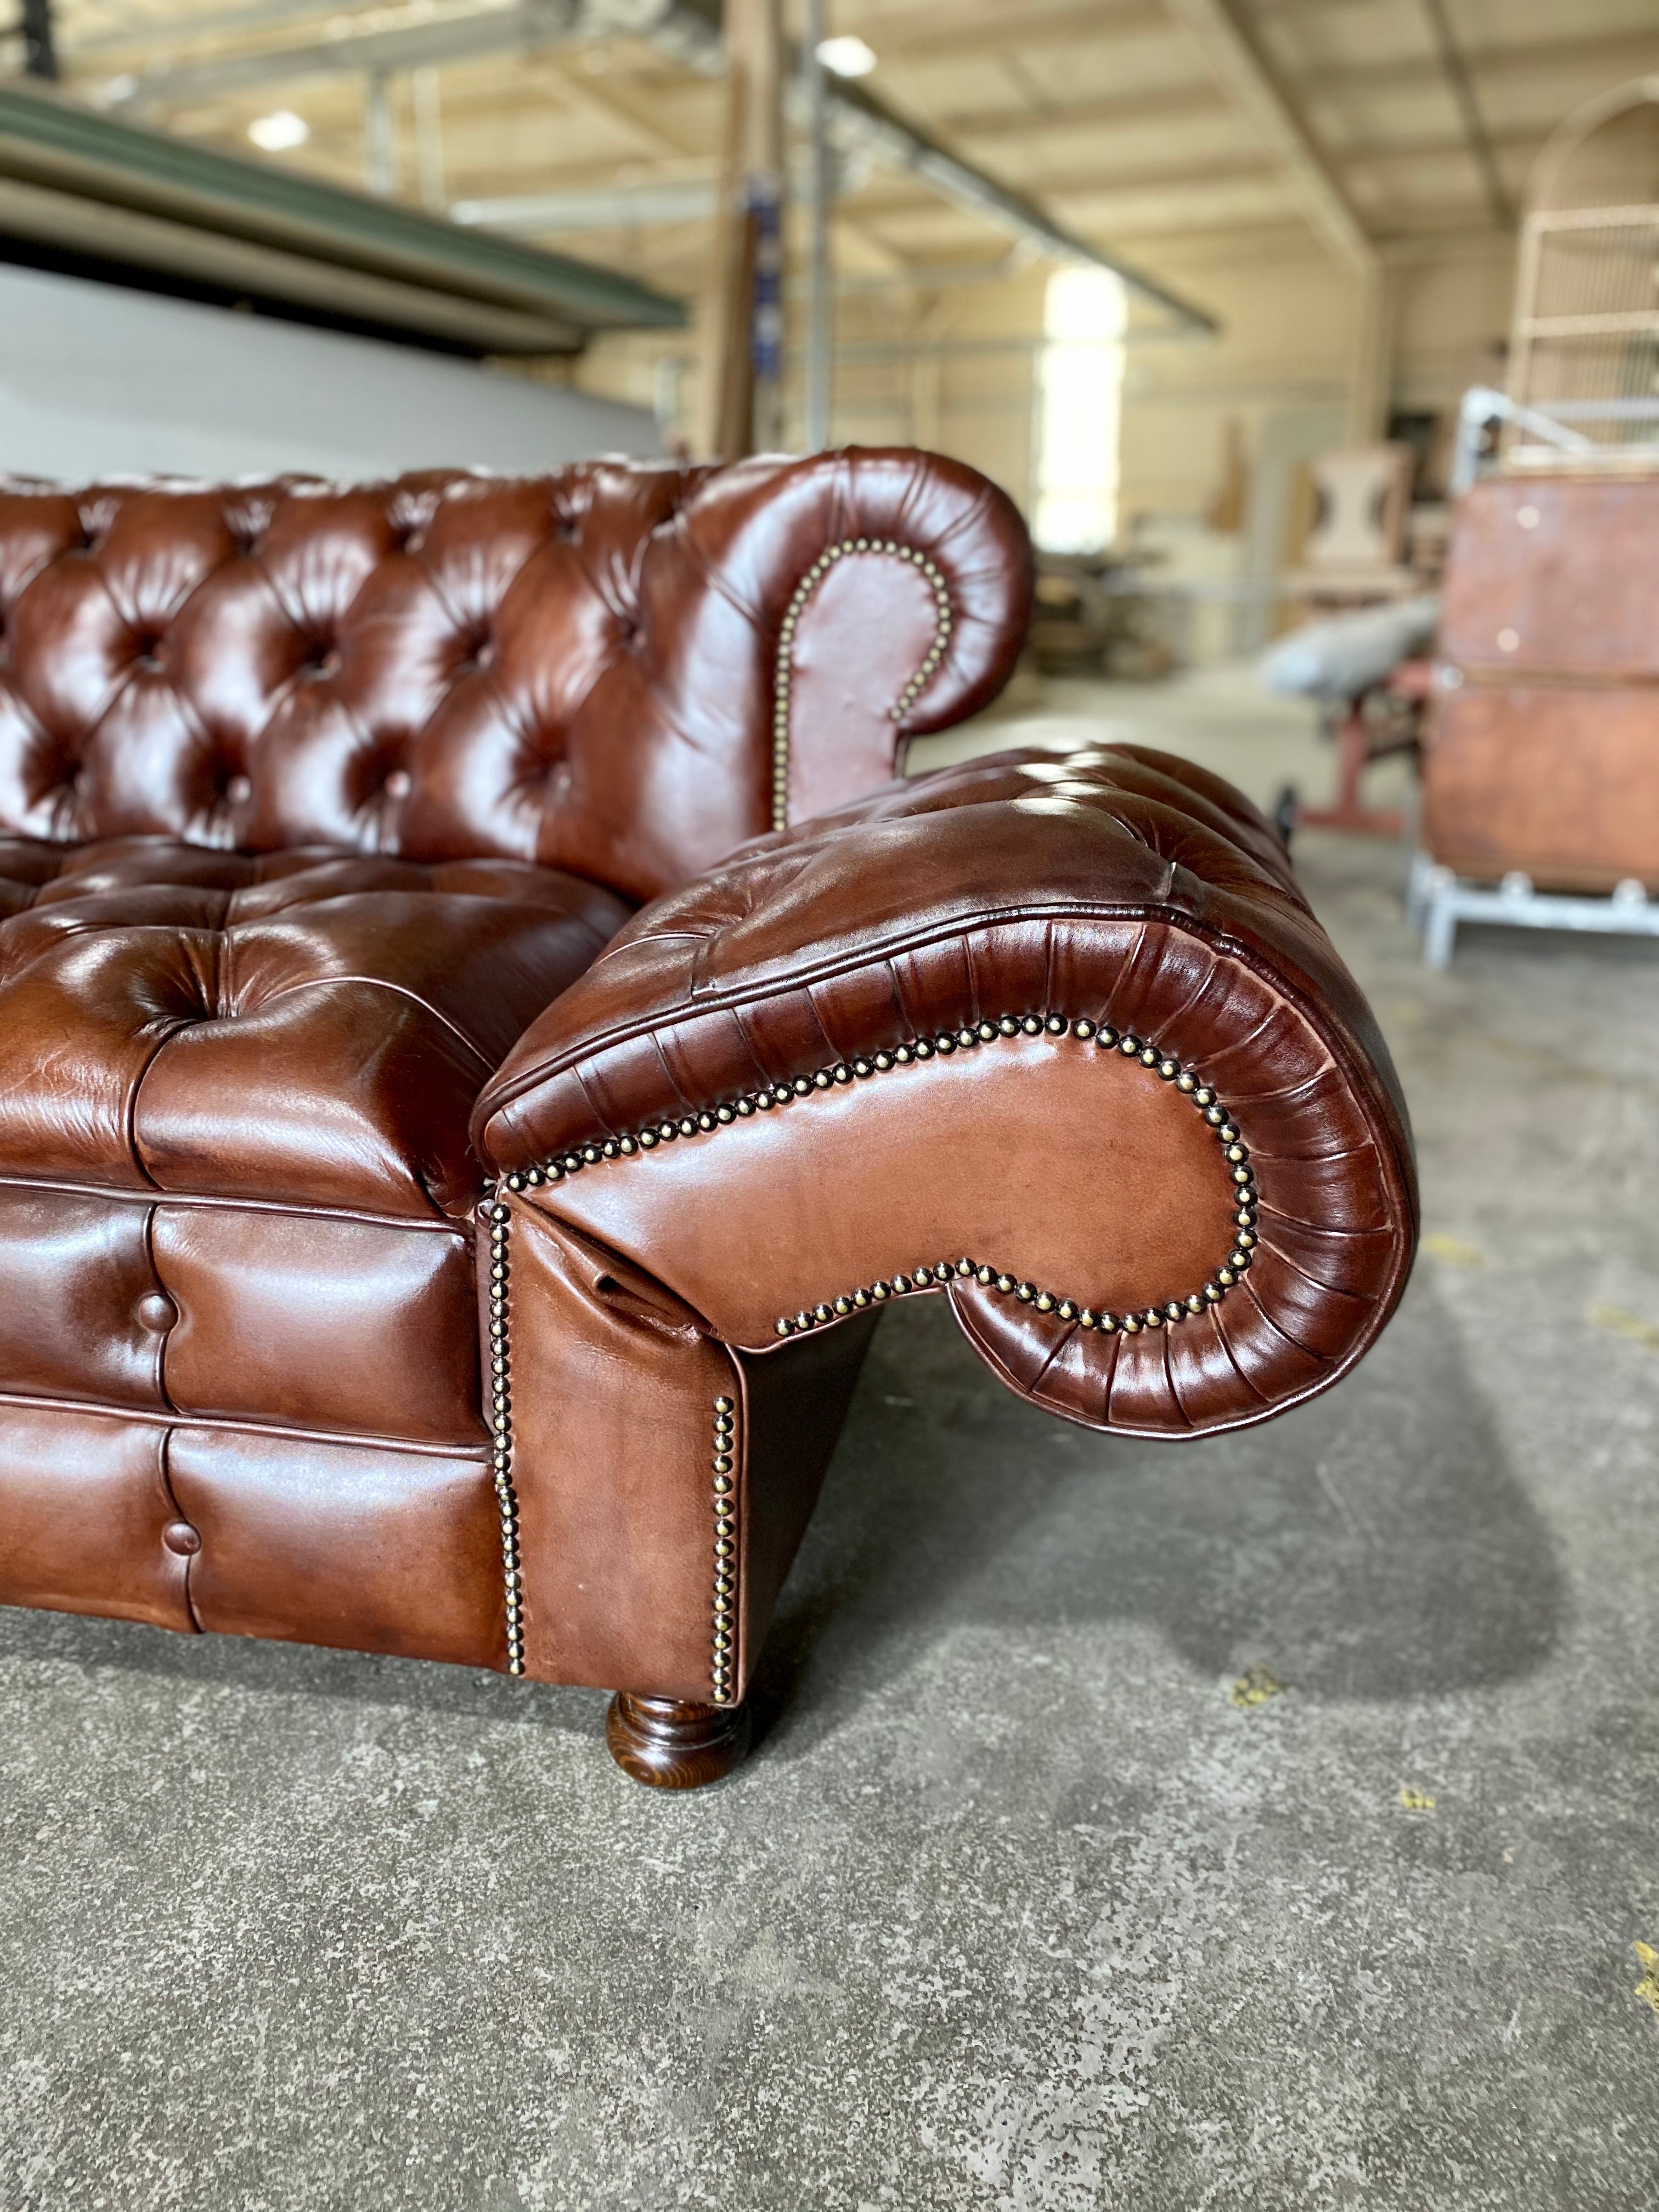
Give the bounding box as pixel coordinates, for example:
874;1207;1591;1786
1506;74;1659;473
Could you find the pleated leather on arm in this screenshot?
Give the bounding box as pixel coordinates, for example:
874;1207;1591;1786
473;746;1418;1438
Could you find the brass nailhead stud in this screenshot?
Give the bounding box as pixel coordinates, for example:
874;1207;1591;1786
710;1392;740;1701
772;539;955;827
486;1186;526;1677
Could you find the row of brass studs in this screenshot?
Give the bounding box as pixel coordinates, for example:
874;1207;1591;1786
772;1223;1258;1342
710;1395;737;1704
499;1017;1256;1299
484;1198;525;1674
771;1020;1256;1338
501;1017;1081;1190
771;538;954;831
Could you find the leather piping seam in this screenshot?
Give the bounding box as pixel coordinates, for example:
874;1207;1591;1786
772;538;953;830
710;1393;737;1704
501;1015;1262;1338
0;1387;488;1457
483;1195;526;1674
483;892;1318;1116
0;1174;476;1235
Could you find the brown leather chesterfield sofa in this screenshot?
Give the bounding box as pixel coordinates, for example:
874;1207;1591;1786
0;450;1417;1788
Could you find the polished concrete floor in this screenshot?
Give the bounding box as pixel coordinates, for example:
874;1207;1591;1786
3;676;1658;2210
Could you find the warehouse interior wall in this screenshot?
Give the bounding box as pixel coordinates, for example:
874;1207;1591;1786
0;264;662;481
574;216;1517;671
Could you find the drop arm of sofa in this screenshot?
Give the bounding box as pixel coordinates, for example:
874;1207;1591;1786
465;747;1418;1722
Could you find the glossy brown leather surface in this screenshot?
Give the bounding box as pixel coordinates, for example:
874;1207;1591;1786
0;1403;194;1629
170;1426;501;1666
0;453;1031;901
498;1204;738;1700
0;1181;482;1443
479;744;1417;1438
524;1035;1242;1346
152;1206;483;1446
0;836;624;1214
494;1200;881;1705
0;1401;497;1662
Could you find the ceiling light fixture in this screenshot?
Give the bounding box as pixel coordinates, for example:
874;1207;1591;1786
248;110;310;152
816;35;877;77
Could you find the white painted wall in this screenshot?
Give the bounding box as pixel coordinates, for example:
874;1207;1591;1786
0;263;662;481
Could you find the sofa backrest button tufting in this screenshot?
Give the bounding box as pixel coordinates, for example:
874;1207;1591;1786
161;1520;201;1556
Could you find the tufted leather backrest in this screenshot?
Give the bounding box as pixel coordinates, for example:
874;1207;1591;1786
0;449;1032;903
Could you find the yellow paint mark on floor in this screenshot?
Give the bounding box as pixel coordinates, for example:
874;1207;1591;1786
1229;1663;1286;1710
1589;1305;1659;1355
1400;1786;1437;1813
1423;1234;1485;1268
1635;1942;1659;2018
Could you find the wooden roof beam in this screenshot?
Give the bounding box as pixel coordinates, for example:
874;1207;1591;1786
1162;0;1373;275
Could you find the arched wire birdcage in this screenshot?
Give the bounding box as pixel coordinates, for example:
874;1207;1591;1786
1505;74;1659;471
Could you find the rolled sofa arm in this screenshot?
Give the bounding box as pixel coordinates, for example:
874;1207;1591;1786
469;747;1417;1707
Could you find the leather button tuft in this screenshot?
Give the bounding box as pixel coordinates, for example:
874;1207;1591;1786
384;769;413;800
162;1520;200;1556
137;1291;177;1331
225;774;253;805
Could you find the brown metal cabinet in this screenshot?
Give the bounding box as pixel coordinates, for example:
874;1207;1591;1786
1426;475;1659;893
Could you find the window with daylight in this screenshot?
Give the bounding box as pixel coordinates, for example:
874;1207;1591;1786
1034;267;1128;554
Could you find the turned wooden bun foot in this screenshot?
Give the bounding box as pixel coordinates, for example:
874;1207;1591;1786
605;1692;752;1789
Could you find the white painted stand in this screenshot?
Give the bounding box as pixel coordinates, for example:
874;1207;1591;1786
1409;853;1659;969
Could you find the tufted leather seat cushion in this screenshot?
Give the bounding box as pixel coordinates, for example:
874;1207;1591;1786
0;833;629;1217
